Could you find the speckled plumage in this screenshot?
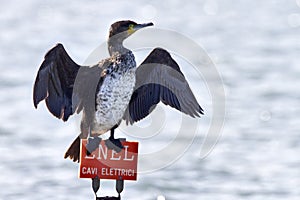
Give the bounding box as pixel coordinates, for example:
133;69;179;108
92;51;136;134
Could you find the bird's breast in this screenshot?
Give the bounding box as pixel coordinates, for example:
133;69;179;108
93;68;136;134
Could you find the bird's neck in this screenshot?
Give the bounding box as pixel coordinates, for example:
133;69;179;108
108;38;130;56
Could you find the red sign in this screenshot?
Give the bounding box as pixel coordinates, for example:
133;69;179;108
79;140;138;181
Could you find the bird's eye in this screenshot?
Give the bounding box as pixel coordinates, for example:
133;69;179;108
129;24;134;29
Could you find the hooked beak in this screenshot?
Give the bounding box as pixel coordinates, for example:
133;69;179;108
134;22;154;30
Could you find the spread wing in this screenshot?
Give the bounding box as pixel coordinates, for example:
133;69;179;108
33;43;102;122
123;48;204;124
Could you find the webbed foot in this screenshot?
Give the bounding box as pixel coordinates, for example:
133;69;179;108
105;137;124;153
86;136;102;155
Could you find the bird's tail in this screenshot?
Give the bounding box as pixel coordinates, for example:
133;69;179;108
64;136;81;163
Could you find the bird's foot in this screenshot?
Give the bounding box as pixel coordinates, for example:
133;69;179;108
105;137;124;153
86;136;102;155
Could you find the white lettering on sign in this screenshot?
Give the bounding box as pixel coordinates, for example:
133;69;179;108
123;145;134;161
85;143;135;161
97;144;108;160
111;150;121;160
82;167;97;175
85;154;95;159
101;168;135;176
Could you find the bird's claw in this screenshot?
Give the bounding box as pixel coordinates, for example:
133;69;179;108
86;136;102;155
105;138;124;153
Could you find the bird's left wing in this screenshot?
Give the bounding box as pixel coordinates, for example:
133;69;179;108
123;48;204;124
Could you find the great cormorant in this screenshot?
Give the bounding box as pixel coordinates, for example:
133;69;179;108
33;20;204;162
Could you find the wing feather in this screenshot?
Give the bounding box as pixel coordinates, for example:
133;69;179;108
33;44;81;121
33;44;104;122
124;48;204;124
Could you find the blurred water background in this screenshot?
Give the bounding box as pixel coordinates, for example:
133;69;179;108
0;0;300;199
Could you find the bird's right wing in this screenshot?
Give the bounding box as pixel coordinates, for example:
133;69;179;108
33;43;103;122
33;44;81;121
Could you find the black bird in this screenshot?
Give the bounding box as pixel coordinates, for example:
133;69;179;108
33;20;204;162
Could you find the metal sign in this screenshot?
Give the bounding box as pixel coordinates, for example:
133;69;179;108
79;140;138;181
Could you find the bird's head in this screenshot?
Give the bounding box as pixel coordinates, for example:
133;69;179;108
108;20;153;41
